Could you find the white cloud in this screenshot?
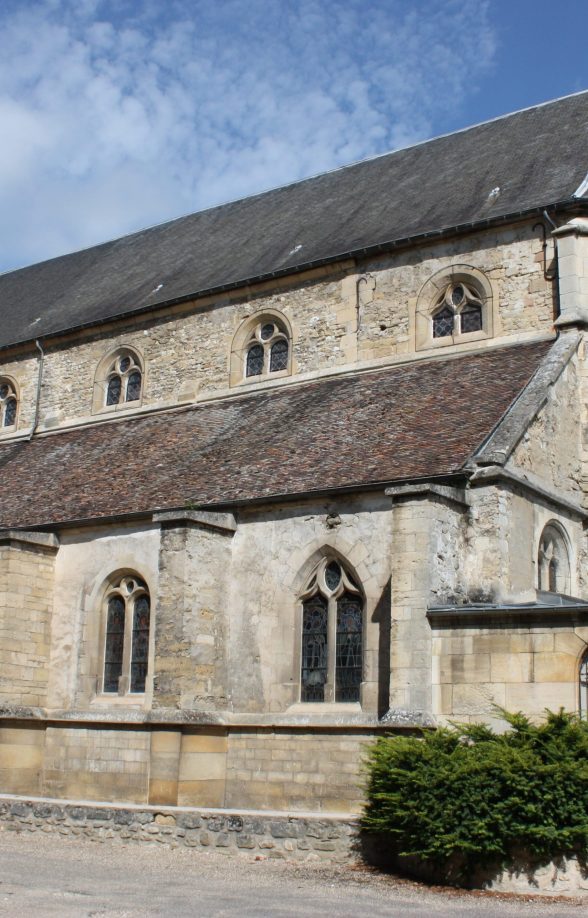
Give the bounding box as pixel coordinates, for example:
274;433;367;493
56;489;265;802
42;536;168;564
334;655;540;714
0;0;496;271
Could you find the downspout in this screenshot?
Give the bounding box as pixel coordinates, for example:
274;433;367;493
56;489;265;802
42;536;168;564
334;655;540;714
29;339;44;440
542;210;560;322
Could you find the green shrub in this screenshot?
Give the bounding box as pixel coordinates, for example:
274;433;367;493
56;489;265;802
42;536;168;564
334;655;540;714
362;710;588;873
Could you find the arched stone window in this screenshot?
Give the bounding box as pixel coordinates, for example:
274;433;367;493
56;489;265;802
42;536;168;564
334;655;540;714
102;574;150;694
0;379;18;429
230;312;292;385
580;652;588;719
94;347;144;412
537;522;571;594
300;557;363;703
432;282;483;338
414;265;495;351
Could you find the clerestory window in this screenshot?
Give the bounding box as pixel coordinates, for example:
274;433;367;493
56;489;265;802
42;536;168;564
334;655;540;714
104;351;142;407
245;320;289;379
102;575;150;695
300;558;363;703
432;282;483;339
0;380;17;428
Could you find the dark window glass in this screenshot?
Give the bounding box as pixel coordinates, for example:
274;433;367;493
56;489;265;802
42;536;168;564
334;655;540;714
451;284;465;306
126;371;142;402
130;594;150;693
325;561;341;591
3;397;16;427
433;306;454;338
269;339;288;372
106;375;122;406
301;595;328;702
119;356;131;373
0;385;8;399
246;344;264;377
460;303;483;333
335;593;362;702
260;323;274;340
104;595;125;692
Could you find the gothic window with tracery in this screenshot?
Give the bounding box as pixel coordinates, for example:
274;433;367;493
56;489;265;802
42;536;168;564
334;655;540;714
245;320;290;379
0;380;17;428
432;282;483;339
580;652;588;719
300;558;363;703
538;523;570;595
104;351;143;407
103;575;150;694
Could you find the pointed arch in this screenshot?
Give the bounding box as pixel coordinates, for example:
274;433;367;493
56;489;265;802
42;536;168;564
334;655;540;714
537;521;571;595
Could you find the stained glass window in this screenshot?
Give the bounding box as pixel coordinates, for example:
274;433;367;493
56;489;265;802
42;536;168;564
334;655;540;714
336;593;362;702
119;356;131;373
300;558;363;705
104;595;125;693
246;344;264;376
260;323;275;340
301;595;328;702
0;381;17;428
126;371;142;402
451;284;465;306
106;375;122;406
269;339;288;372
433;306;454;338
460;303;483;333
130;594;150;693
102;577;150;695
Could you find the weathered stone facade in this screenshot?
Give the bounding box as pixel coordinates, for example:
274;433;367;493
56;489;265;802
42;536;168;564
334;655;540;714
1;96;588;824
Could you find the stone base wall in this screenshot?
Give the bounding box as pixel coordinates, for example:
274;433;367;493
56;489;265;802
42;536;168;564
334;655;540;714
0;719;381;813
0;796;358;863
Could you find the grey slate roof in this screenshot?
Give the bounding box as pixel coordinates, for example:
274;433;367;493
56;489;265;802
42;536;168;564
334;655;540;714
1;92;588;350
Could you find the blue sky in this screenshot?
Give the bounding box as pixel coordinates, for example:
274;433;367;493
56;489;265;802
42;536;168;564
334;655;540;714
0;0;587;273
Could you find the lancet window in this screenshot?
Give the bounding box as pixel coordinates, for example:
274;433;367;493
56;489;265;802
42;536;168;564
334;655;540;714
300;558;363;703
0;380;17;428
537;523;571;595
103;575;150;694
104;351;142;407
432;282;484;338
245;320;289;378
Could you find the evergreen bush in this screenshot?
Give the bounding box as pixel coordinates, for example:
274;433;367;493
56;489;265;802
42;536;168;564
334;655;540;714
362;710;588;875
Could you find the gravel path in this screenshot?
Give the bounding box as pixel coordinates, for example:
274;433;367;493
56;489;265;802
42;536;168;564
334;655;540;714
0;829;583;917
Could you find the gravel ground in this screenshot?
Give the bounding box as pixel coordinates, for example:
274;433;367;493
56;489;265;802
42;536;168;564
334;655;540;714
0;829;583;917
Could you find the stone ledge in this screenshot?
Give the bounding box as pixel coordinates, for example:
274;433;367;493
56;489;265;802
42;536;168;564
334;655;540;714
0;530;60;552
0;795;358;864
153;510;237;533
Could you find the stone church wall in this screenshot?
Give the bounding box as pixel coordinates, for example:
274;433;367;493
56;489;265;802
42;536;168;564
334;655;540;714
0;221;553;436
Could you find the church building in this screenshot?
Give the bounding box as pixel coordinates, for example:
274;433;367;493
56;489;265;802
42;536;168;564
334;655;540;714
0;92;588;814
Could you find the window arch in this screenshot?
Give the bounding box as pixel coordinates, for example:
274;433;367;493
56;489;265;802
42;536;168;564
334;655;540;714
537;522;571;594
0;379;18;429
432;281;483;338
230;312;292;385
580;651;588;719
300;556;363;703
94;347;143;412
102;574;150;694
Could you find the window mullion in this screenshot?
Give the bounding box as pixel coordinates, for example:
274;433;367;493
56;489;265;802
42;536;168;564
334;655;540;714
120;597;133;695
325;596;337;702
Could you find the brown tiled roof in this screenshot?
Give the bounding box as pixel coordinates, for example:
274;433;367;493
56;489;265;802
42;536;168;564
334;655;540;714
0;340;552;530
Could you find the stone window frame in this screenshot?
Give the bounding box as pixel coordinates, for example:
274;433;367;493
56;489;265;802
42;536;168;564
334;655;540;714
414;265;496;351
97;572;151;697
0;376;19;434
297;554;365;705
229;310;293;387
580;650;588;719
537;520;571;595
92;345;145;414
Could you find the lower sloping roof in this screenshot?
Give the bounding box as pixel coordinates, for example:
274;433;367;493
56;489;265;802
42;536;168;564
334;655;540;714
0;339;552;529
